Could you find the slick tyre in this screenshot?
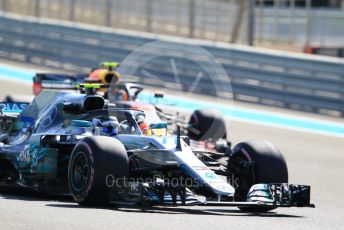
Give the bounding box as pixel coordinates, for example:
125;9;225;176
230;140;288;212
187;109;226;141
68;136;129;206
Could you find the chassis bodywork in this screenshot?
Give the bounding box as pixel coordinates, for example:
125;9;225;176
0;91;314;209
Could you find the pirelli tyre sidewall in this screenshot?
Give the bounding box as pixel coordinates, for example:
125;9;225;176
230;140;288;212
68;136;129;206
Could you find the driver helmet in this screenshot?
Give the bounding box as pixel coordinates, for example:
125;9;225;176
92;116;119;136
111;87;129;101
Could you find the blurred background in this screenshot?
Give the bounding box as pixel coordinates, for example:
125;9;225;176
1;0;344;55
0;0;344;118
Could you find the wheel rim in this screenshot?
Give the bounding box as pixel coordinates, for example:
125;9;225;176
70;151;90;192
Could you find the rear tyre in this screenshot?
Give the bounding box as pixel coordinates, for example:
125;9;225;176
229;140;288;212
187;109;227;141
68;136;128;206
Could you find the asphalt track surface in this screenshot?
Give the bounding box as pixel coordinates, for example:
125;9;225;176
0;68;344;229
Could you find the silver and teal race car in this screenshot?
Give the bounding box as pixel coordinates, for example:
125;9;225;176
0;88;314;212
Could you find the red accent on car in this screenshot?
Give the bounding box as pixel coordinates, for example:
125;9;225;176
130;102;156;111
139;122;149;134
33;82;42;95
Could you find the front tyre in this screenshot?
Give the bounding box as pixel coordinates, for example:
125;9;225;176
68;136;128;206
229;140;288;212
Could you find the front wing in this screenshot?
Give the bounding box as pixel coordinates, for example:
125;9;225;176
109;182;314;208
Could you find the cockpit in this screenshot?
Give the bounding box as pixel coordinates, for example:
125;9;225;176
83;111;142;136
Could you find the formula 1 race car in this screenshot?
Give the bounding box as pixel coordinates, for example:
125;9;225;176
32;62;121;96
0;87;314;211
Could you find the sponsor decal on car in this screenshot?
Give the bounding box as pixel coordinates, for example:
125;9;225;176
0;102;28;113
204;172;217;180
192;166;208;171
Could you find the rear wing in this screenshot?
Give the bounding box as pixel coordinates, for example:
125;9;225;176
33;73;87;95
33;73;145;100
